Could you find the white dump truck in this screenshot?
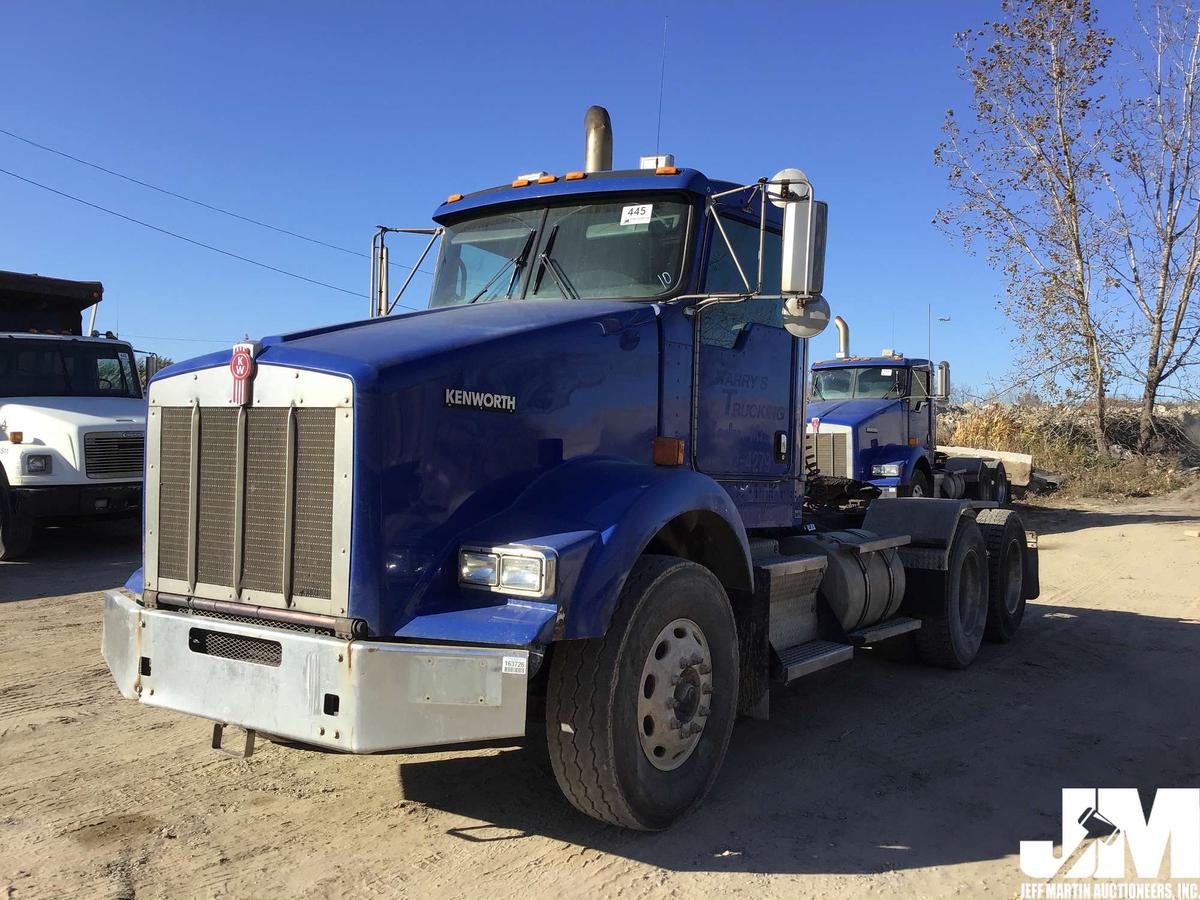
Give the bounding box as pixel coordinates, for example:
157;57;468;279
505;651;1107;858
0;270;148;559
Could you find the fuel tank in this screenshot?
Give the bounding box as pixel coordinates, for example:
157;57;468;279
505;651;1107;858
780;529;905;631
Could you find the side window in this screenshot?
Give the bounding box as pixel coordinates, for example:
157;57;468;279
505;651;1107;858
700;217;783;348
911;368;931;399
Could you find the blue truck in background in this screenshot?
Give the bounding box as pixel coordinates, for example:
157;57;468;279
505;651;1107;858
805;315;1012;506
101;107;1039;830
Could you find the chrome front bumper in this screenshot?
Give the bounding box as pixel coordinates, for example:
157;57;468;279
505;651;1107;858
101;590;529;753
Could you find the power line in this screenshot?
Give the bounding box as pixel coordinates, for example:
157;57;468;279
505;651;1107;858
124;333;233;344
0;126;433;276
0;165;419;303
0;126;368;259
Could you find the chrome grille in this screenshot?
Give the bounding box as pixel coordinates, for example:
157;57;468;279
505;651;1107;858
805;432;849;478
155;404;340;604
84;431;144;479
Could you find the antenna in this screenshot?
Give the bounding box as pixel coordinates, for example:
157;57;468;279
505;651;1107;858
655;18;669;155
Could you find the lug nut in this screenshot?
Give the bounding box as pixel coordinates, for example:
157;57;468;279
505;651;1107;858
669;718;680;731
665;697;678;709
698;706;709;717
702;684;713;695
698;664;712;675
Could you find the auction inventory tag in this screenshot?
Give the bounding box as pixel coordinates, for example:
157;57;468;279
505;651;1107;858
620;204;653;226
502;656;527;675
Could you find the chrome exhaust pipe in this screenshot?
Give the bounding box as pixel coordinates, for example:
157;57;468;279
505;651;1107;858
584;106;613;173
834;315;849;358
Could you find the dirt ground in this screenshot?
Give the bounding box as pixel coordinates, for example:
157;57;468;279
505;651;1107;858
2;489;1198;899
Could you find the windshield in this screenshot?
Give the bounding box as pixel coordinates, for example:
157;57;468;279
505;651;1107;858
0;339;142;399
429;198;689;307
811;366;909;401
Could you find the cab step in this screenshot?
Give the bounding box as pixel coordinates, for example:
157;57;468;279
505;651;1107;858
847;616;922;646
772;639;853;684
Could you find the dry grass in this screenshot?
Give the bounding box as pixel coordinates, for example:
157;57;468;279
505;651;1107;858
943;403;1199;499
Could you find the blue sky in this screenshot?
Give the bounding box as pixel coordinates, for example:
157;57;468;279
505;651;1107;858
0;1;1136;390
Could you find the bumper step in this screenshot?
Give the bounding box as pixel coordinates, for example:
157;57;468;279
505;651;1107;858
772;639;853;684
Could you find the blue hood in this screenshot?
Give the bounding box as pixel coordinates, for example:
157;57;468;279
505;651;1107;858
807;397;899;427
249;298;662;638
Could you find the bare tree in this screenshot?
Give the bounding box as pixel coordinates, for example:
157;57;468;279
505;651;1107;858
1105;1;1200;452
935;0;1116;456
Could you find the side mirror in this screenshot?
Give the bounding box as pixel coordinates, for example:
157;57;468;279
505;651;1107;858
773;168;827;297
934;360;951;401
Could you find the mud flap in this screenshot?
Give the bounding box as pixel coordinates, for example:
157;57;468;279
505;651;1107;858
1022;531;1040;600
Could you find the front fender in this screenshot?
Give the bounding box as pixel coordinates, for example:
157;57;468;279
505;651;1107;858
460;456;752;639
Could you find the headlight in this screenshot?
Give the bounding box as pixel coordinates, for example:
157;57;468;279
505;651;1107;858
25;454;52;474
871;463;903;477
459;545;556;597
459;551;500;587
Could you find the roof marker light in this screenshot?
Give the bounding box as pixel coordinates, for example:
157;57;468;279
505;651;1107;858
512;178;531;188
537;174;558;184
564;171;586;181
655;166;680;175
446;193;464;203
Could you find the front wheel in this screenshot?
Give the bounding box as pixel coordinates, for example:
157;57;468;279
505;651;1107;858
545;555;739;830
909;467;932;498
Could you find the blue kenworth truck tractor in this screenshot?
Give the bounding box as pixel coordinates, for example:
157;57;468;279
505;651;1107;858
101;107;1039;830
805;316;1013;507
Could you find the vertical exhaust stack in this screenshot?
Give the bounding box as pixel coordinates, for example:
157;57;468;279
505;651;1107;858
834;315;849;358
584;106;613;173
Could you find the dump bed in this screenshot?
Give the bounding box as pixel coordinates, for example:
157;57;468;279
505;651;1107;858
0;270;103;335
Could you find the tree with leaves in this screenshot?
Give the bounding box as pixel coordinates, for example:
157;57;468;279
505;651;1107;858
1105;2;1200;452
936;0;1116;456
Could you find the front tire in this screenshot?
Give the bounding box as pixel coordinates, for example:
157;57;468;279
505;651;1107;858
0;487;33;561
909;467;932;498
545;555;739;830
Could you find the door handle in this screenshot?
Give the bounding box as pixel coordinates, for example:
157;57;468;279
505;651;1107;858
774;431;788;463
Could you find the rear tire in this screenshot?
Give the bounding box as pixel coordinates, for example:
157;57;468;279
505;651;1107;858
989;462;1010;507
0;487;33;561
977;508;1026;642
914;518;989;669
545;555;739;830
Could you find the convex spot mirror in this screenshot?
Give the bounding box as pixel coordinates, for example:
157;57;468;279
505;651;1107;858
783;295;831;339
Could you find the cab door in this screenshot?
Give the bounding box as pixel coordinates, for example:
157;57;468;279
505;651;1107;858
908;365;934;454
693;216;795;479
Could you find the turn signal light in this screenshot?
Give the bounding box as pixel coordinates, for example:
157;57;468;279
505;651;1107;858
652;436;685;466
9;431;22;444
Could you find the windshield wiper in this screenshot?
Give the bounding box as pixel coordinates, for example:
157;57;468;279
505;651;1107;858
467;229;537;304
532;225;578;299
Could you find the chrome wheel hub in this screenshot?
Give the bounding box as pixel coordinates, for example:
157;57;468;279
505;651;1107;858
637;617;713;771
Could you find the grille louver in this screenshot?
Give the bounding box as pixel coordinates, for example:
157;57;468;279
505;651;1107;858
805;432;849;478
84;431;145;479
